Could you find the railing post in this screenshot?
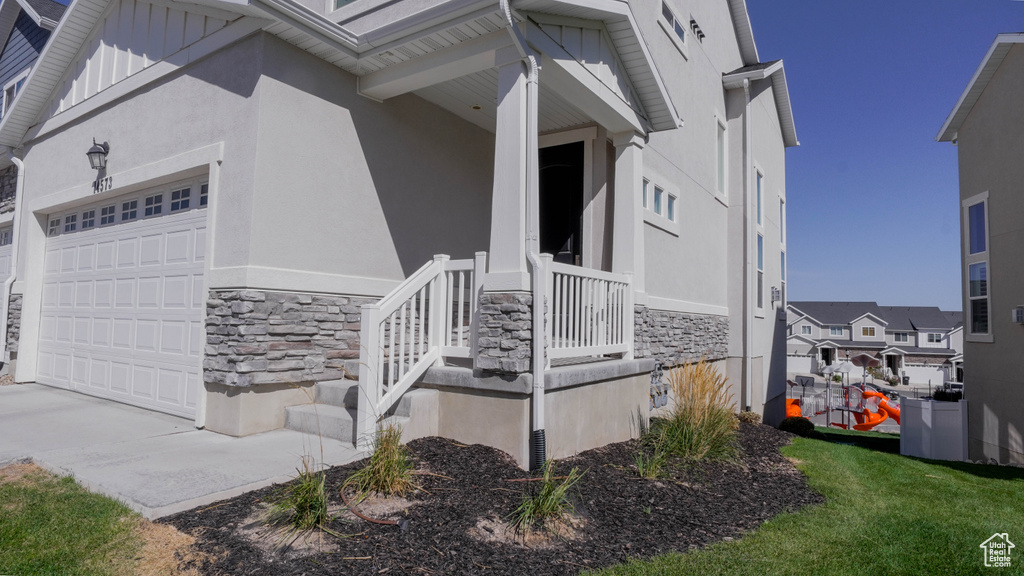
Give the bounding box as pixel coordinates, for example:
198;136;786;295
623;272;634;360
471;251;487;361
357;304;381;449
431;254;450;366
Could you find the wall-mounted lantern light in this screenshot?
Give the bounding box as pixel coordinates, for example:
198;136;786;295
87;139;109;170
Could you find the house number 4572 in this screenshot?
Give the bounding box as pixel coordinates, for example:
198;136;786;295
92;176;112;194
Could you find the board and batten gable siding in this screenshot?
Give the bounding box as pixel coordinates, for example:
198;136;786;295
0;11;50;90
535;22;641;115
45;0;237;117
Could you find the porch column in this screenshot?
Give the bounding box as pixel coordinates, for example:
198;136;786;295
611;131;645;294
486;48;532;291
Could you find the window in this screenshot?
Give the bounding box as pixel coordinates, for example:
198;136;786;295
659;2;688;56
170;188;190;212
756;171;763;226
334;0;356;9
200;184;208;207
801;325;811;335
716;120;726;197
780;198;786;244
667;194;676;222
81;209;95;230
1;70;28;119
894;332;909;343
47;218;60;237
122;199;137;221
968;202;986;255
964;194;989;336
63;214;76;233
862;326;876;338
970;262;989;334
0;229;11;246
642;179;649;209
756;234;764;310
830;326;843;337
654;186;663;215
144;194;163;217
927;333;942;344
100;205;115;225
780;251;786;303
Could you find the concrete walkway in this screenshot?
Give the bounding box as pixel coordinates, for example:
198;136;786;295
0;383;365;519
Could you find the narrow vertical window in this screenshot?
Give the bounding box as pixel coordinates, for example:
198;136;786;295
968;202;986;254
969;262;989;334
200;184;209;207
654;186;663;215
716;121;726;196
964;195;990;336
642;178;649;209
757;233;764;310
667;194;676;222
756;171;763;226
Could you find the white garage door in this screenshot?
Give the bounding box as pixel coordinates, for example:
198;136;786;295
36;180;207;418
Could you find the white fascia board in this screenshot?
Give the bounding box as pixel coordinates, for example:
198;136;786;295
879;347;906;356
937;33;1024;142
726;0;758;65
721;60;782;88
355;0;493;49
787;334;816;345
358;29;512;100
850;312;888;326
769;64;798;147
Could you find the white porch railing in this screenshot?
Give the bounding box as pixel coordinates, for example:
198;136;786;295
356;253;485;446
545;259;633;362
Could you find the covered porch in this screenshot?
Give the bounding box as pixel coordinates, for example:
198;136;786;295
347;0;680;466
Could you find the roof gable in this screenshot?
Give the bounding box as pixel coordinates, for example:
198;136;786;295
938;34;1024;142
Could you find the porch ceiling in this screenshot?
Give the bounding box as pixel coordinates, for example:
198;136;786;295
414;68;590;133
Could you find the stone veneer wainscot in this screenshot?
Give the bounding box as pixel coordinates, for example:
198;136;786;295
204;290;375;387
634;306;729;365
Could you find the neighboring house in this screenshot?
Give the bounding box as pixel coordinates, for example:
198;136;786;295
786;302;962;386
938;33;1024;464
0;0;796;468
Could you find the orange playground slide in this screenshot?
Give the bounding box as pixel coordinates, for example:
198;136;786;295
786;398;802;418
851;389;901;430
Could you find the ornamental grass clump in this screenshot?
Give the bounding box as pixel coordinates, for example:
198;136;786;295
265;454;330;534
347;423;416;498
653;357;739;461
510;459;584;532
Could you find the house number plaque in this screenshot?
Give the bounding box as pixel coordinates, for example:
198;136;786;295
92;175;112;193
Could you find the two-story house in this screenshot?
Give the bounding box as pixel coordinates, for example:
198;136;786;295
0;0;797;468
787;301;961;386
938;33;1024;464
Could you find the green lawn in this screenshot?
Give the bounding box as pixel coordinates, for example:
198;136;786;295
592;428;1024;576
0;464;141;576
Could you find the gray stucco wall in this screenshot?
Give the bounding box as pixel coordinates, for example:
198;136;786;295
956;43;1024;464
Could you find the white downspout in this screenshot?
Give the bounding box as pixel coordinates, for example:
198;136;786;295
742;78;753;411
0;152;24;367
500;0;546;469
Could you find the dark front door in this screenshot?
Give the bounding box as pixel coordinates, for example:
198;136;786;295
539;142;584;265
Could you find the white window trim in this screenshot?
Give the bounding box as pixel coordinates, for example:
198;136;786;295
893;332;909;343
1;68;29;119
862;326;876;338
801;325;812;335
755;232;764;317
658;2;689;60
754;166;764;229
829;326;843;337
643;172;680;236
963;190;992;342
44;177;208;239
714;113;727;205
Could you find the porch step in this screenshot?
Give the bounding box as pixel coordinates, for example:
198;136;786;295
286;381;432;443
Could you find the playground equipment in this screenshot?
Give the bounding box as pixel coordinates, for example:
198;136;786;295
826;383;901;431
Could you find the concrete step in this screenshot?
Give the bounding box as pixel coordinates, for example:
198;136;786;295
314;380;356;407
285;403;358;443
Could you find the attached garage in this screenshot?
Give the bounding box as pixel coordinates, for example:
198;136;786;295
35;178;207;418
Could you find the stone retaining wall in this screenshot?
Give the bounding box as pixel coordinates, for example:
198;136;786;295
204;290;374;387
0;166;15;214
634;306;729;365
475;292;533;373
6;292;20;353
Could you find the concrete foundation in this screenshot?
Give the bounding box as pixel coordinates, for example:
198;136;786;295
204;382;315;436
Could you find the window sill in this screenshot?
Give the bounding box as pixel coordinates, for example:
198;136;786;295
644;212;679;236
658;18;689;60
966;333;994;343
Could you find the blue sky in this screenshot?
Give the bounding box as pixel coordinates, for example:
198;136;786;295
745;1;1024;311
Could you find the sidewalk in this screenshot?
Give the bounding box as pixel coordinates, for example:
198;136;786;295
0;383;365;519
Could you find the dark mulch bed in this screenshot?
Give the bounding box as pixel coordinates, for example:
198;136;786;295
163;423;823;575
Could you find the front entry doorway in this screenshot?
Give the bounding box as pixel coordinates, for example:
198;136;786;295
885;354;901;377
539;141;584;265
820;347;834;367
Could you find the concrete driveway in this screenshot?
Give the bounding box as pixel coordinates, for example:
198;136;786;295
0;383;365;519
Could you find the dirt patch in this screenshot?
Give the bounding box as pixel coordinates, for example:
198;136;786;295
0;461;45;484
468;514;585;549
234;504;341;560
132;519;208;576
164;424;823;575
